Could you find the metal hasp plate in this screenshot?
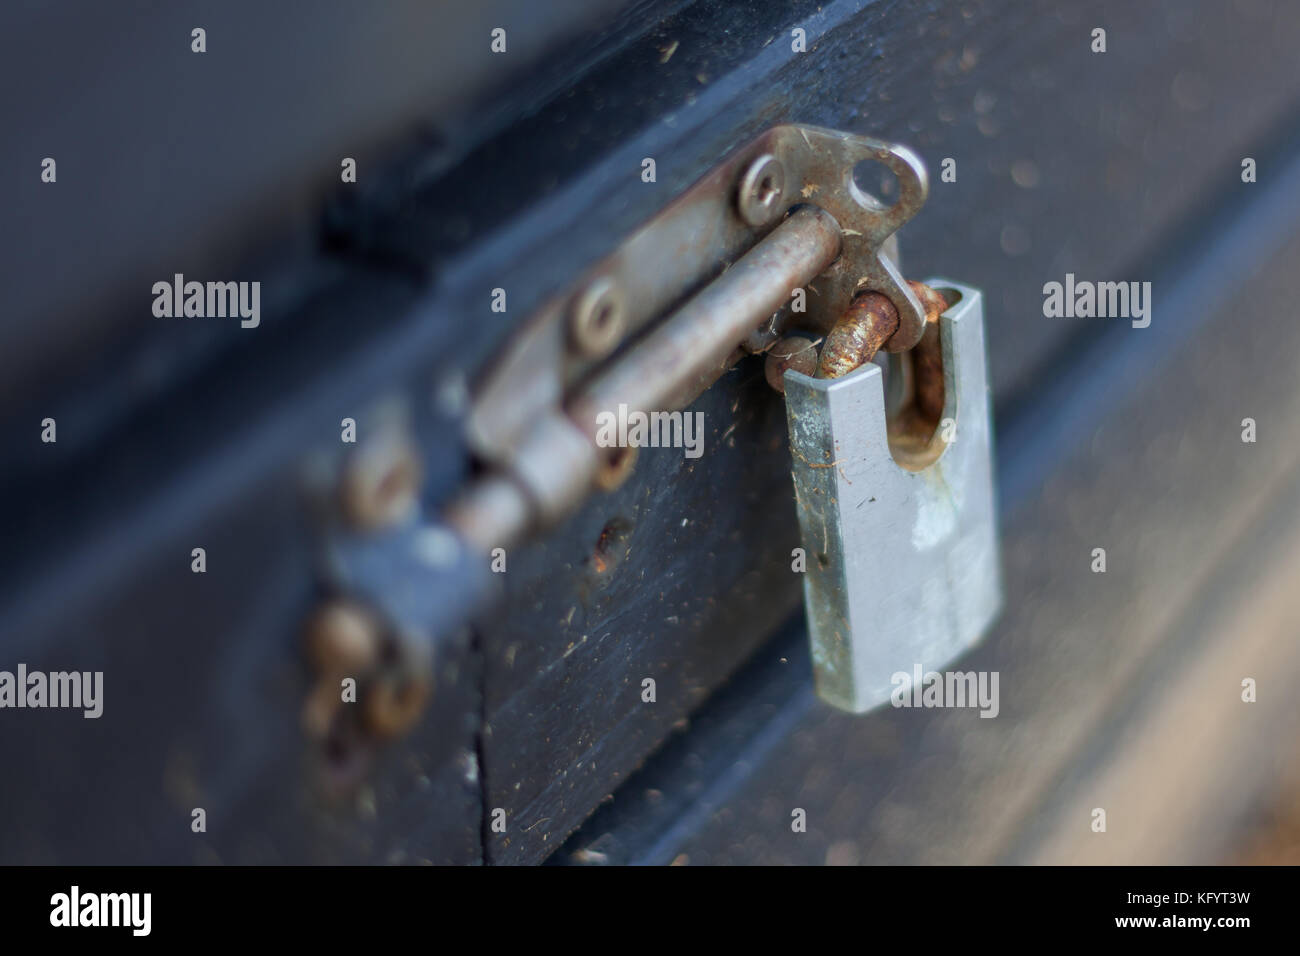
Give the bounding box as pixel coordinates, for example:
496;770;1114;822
451;125;931;553
784;279;1001;713
466;125;928;466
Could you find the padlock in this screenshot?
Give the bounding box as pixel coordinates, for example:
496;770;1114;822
783;278;1001;713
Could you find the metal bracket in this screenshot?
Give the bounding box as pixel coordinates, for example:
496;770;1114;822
466;125;930;469
763;126;929;351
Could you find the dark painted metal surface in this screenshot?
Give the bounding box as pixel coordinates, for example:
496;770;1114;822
0;270;484;863
481;364;798;863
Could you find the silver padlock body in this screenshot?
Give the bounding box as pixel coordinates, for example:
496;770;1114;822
784;279;1001;713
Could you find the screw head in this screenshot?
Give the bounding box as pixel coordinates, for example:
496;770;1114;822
737;154;786;227
304;600;382;676
570;277;627;359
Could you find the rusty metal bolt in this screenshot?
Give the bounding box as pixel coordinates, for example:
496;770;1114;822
301;600;383;738
815;281;950;380
816;292;900;378
339;428;423;531
570;277;627;359
764;335;821;393
304;600;383;677
363;672;432;740
737;154;786;227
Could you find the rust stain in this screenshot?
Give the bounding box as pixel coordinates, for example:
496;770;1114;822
907;280;949;422
816;291;899;378
816;281;948;380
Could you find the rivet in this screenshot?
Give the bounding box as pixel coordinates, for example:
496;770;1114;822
570;277;627;359
737;154;786;227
